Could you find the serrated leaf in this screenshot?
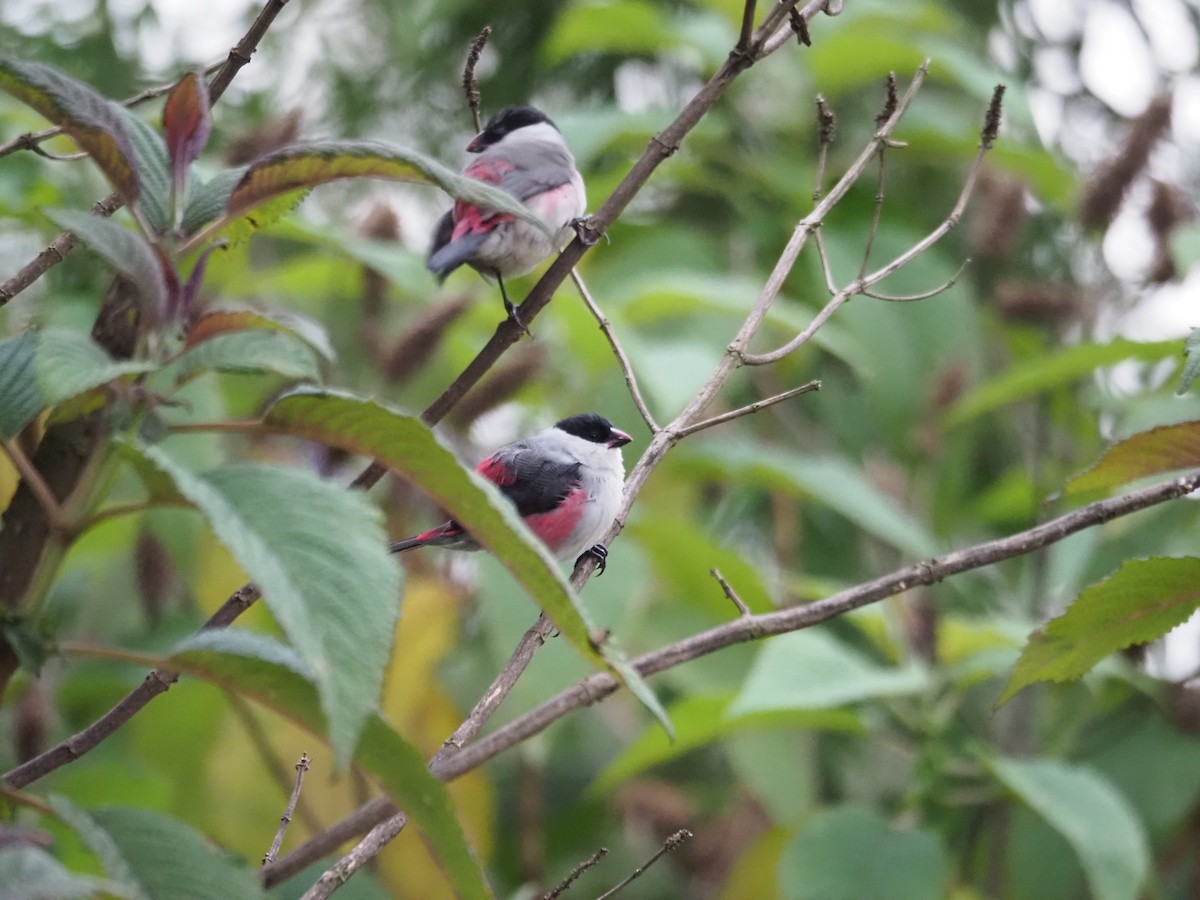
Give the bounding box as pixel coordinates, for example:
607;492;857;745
0;846;130;900
169;630;489;900
1176;328;1200;395
1065;422;1200;495
260;388;671;735
162;71;211;218
124;442;402;769
181;166;247;235
779;806;950;900
0;330;154;439
0;54;139;204
224;140;551;234
115;106;171;235
48;796;148;900
186;307;336;361
591;693;862;796
730;629;933;717
44;208;168;314
160;329;322;388
944;339;1180;427
991;757;1149;900
1000;557;1200;704
85;806;264;900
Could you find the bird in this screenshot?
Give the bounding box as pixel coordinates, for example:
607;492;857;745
427;105;587;329
390;413;631;573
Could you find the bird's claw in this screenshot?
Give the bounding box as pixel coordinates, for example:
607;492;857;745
570;216;605;247
578;543;608;576
504;298;534;340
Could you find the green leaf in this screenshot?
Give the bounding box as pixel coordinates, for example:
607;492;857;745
0;845;129;900
115;106;171;235
49;795;149;900
223;140;551;234
999;558;1200;704
0;329;154;439
169;630;489;900
543;0;678;62
0;54;139;204
779;806;949;900
680;443;939;558
729;629;932;717
122;442;402;769
591;693;862;795
181;166;247;235
260;388;671;735
1065;422;1200;495
82;806;263;900
943;339;1179;427
44;208;168;313
160;329;322;388
1176;328;1200;395
990;757;1149;900
185;307;337;361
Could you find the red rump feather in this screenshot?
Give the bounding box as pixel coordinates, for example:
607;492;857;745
523;487;587;552
451;158;517;239
476;454;517;486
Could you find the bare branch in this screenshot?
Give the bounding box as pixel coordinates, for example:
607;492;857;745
297;812;408;900
677;380;820;436
863;258;971;302
462;27;492;132
263;752;311;866
595;829;692;899
570;268;661;432
737;0;759;53
711;568;751;617
261;796;396;888
542;847;609;900
857;139;888;280
0;441;67;532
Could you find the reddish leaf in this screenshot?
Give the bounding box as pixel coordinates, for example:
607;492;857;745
161;71;211;208
1066;421;1200;495
0;55;139;204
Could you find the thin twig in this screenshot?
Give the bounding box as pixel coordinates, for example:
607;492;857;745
863;258;971;302
0;0;291;310
298;812;408;900
711;568;750;616
0;61;225;160
736;0;759;52
462;27;491;132
677;379;820;436
429;469;1200;783
263;752;311;865
0;440;67;532
570;268;660;432
541;847;609;899
595;829;692;899
858;139;888;281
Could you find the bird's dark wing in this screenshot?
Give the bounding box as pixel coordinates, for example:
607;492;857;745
477;445;583;517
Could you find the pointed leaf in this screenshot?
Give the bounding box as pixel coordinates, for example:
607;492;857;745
991;757;1149;900
48;796;149;900
260;388;671;735
84;806;263;900
0;330;154;439
1177;328;1200;395
944;339;1179;427
730;629;933;717
44;208;168;314
161;329;321;388
1066;422;1200;495
0;846;129;900
186;307;336;361
779;806;950;900
224;140;551;234
115;106;171;235
162;70;211;211
123;442;402;769
169;630;490;900
0;54;138;203
1000;557;1200;704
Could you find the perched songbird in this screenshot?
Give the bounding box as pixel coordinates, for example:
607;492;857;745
427;105;587;327
390;413;630;572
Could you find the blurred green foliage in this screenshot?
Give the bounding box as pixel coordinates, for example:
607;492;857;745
3;0;1200;898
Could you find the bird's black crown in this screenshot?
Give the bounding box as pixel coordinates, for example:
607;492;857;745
556;413;619;445
478;106;558;145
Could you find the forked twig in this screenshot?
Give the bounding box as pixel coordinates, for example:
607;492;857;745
595;829;692;899
263;752;311;866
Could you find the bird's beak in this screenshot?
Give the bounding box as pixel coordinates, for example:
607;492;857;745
465;134;486;153
609;429;632;448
